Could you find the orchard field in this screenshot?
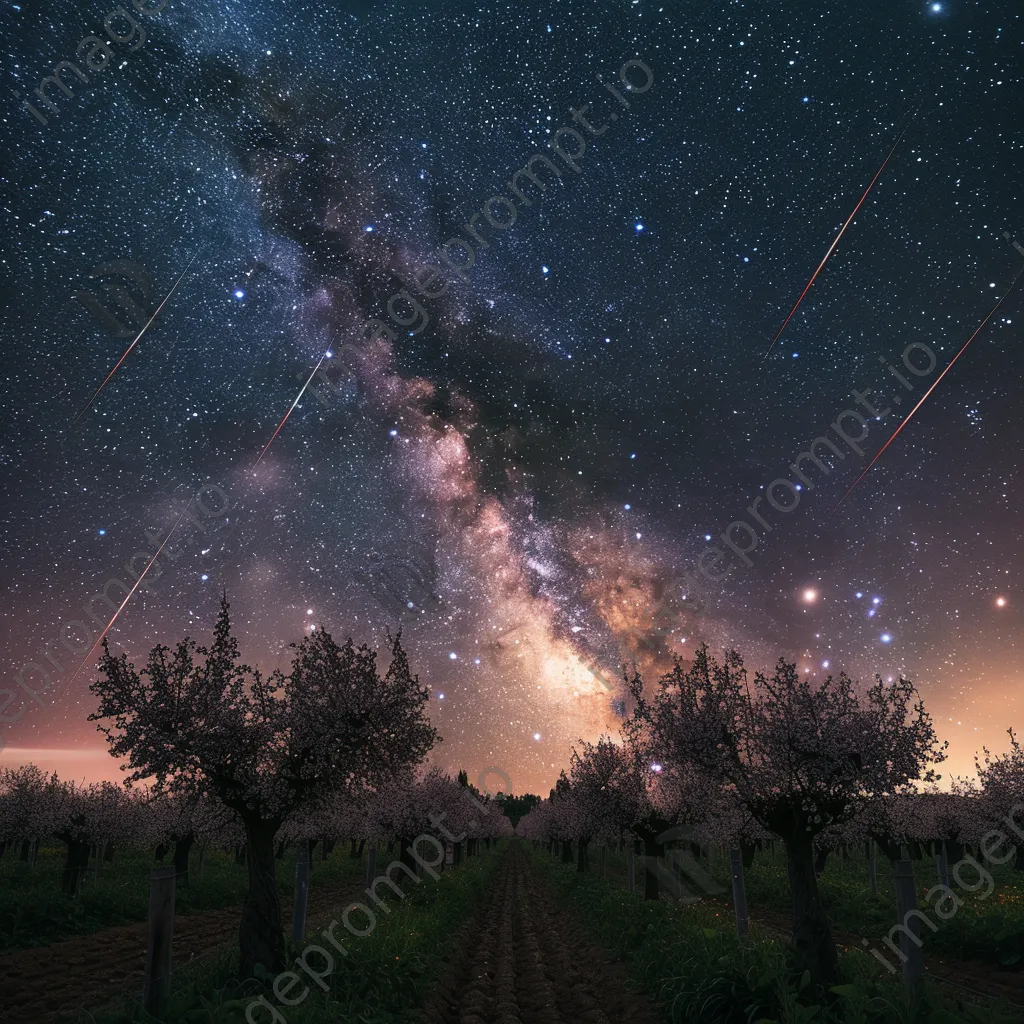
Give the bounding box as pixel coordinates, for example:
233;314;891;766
3;602;1024;1022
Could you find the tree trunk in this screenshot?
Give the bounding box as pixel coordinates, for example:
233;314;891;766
1013;846;1024;872
238;820;284;978
60;837;91;896
173;833;195;888
560;840;573;864
275;840;286;860
104;840;114;862
576;838;588;873
325;839;336;855
400;836;417;873
19;839;30;861
784;833;839;985
154;842;169;863
642;835;663;901
813;845;829;876
0;840;6;860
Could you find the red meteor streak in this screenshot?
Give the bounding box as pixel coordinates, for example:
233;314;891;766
835;266;1024;511
253;352;330;470
762;125;911;362
68;503;192;686
71;253;198;425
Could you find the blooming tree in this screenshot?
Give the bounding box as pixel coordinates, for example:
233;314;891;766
636;644;946;985
89;596;438;977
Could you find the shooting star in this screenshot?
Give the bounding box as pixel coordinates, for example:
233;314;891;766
253;351;331;470
68;503;192;686
835;266;1024;511
762;125;912;362
71;253;199;426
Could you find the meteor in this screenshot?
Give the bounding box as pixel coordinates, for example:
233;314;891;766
71;253;199;426
253;351;330;470
835;266;1024;511
762;125;911;362
68;503;192;686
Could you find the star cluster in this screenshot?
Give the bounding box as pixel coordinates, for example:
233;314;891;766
0;0;1021;793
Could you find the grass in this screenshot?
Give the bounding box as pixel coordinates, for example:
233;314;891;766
0;843;367;951
528;844;1024;1024
585;842;1024;970
87;843;502;1023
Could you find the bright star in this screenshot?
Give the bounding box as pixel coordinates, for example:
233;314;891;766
996;596;1007;608
233;289;245;299
803;588;818;603
449;652;458;660
881;633;892;643
533;732;541;741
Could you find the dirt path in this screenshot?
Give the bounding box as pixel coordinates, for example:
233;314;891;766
0;873;368;1024
425;845;656;1024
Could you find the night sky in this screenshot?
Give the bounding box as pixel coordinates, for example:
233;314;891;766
1;0;1021;796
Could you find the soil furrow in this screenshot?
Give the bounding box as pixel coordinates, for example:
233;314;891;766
427;845;655;1024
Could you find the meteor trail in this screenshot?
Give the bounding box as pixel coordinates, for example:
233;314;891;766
68;503;192;686
71;253;199;425
762;125;911;363
835;266;1024;511
253;351;330;470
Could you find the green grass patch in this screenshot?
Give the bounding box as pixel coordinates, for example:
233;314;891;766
90;845;502;1024
527;844;1023;1024
0;844;366;951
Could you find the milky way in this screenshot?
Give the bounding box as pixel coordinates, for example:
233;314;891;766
1;0;1022;794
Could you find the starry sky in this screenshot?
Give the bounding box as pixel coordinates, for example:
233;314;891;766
0;0;1021;796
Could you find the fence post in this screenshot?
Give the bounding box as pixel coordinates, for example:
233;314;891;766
366;843;378;885
893;859;924;995
935;843;950;890
142;865;176;1018
729;847;749;936
868;840;878;895
292;848;310;944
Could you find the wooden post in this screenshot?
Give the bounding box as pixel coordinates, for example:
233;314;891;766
366;843;377;885
935;843;950;889
868;840;878;895
292;848;310;944
626;841;635;893
893;859;925;995
142;865;176;1018
729;847;749;936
